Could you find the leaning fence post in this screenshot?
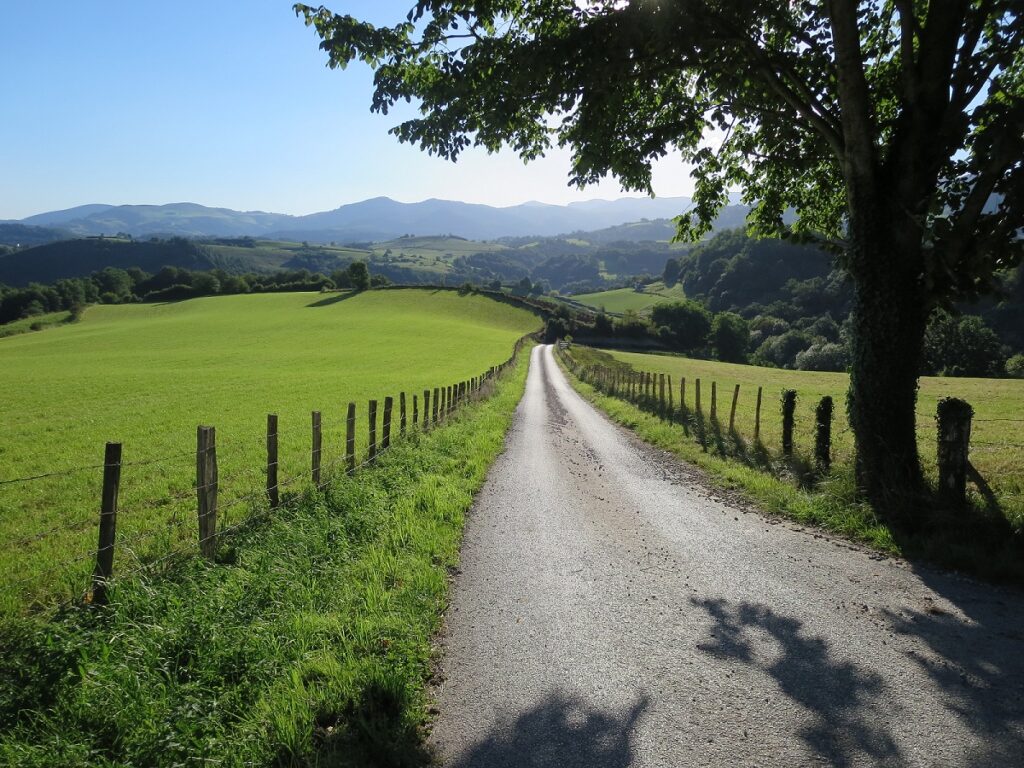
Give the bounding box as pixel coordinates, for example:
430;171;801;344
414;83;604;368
937;397;973;505
815;396;833;474
382;396;393;450
781;390;797;457
368;400;378;461
754;386;763;442
196;426;218;560
311;411;323;488
346;402;356;473
729;384;740;432
91;441;122;605
267;414;279;509
400;392;407;435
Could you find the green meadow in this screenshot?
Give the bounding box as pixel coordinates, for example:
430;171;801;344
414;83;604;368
603;348;1024;523
570;280;687;314
0;289;538;614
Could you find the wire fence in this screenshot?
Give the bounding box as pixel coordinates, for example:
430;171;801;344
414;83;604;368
1;334;532;613
557;343;1024;507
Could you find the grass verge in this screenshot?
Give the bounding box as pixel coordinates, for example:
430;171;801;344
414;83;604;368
558;346;1024;586
0;344;532;768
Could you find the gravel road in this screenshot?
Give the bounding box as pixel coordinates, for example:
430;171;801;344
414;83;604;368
428;344;1024;767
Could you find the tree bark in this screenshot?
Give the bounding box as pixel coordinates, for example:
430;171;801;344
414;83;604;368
845;192;929;526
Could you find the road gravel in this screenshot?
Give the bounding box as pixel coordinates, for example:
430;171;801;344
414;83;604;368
428;344;1024;767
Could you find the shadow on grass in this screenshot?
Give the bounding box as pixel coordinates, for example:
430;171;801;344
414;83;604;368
445;691;650;768
306;291;359;308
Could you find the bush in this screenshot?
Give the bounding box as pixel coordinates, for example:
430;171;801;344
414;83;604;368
650;300;712;353
795;342;850;372
1006;354;1024;379
923;311;1006;377
711;312;750;362
754;329;814;369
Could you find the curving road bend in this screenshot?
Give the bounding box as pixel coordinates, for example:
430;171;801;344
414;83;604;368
428;344;1024;767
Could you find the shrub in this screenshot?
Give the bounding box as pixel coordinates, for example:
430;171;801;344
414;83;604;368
1006;354;1024;379
711;312;750;362
795;342;850;372
650;300;712;353
923;310;1006;377
754;329;814;369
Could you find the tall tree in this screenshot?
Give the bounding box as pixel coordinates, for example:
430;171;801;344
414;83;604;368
297;0;1023;524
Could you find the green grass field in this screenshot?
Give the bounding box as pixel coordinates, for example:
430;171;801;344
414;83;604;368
0;311;73;339
0;341;535;767
601;347;1024;523
0;289;538;614
571;280;687;314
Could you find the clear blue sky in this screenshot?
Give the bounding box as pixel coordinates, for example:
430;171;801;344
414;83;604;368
0;1;695;220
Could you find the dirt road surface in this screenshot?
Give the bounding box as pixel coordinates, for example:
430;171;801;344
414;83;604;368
429;345;1024;767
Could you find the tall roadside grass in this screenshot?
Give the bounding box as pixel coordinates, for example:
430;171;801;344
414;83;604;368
0;345;532;768
558;346;1024;585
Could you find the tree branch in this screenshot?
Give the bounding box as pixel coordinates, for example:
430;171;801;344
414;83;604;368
826;0;878;182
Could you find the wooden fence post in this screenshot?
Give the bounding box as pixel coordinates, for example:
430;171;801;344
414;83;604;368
681;377;686;412
267;414;279;509
729;385;740;432
368;400;379;460
937;397;973;505
196;426;218;560
695;378;702;414
91;441;122;605
781;390;797;457
311;411;322;488
432;387;439;424
346;402;356;473
413;393;419;426
659;373;666;413
667;375;674;418
815;396;833;474
382;396;393;450
400;392;407;435
423;389;431;429
710;382;718;421
754;386;763;442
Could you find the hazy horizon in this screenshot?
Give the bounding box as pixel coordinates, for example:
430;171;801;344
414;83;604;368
0;1;697;221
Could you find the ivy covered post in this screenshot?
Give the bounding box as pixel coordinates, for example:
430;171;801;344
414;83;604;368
781;390;797;457
815;397;833;474
936;398;973;506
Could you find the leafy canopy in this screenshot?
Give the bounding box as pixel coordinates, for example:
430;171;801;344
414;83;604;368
297;0;1022;307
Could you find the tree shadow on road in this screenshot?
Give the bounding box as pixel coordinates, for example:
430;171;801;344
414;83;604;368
879;570;1024;766
691;597;901;768
444;691;650;768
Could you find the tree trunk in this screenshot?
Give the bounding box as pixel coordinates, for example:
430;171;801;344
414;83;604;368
846;198;929;527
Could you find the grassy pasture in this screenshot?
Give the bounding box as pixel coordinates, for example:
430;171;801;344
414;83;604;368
0;311;73;339
0;346;533;766
571;280;687;314
605;348;1024;524
0;289;538;614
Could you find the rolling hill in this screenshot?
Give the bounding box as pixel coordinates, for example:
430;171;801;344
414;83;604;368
11;196;747;242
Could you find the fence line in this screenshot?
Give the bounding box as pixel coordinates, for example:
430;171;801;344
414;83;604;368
4;333;533;611
557;344;1018;510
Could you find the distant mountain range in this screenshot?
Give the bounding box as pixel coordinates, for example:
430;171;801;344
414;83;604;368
5;196;746;243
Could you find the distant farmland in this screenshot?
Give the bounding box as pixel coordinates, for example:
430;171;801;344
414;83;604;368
0;289;538;612
571;280;687;314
